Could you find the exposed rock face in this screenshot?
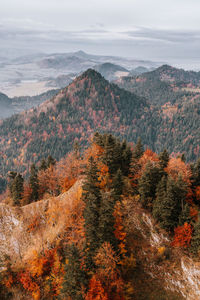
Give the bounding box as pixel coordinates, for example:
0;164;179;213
0;180;82;265
128;203;200;300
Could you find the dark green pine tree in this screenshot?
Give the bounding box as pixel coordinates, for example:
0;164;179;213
12;173;24;206
8;171;17;198
98;191;118;250
191;213;200;255
61;244;86;300
29;164;39;202
190;159;200;203
132;138;144;160
47;155;56;168
159;149;169;170
39;158;47;171
153;176;187;231
178;203;192;226
102;134;119;175
112;169;124;201
181;153;186;163
153;175;168;223
98;169;124;250
82;157;102;264
120;140;132;176
138;162;162;209
92;132;104;147
174;175;188;214
73;141;80;158
192;158;200;188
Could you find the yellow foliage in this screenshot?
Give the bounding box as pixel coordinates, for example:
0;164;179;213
157;247;166;256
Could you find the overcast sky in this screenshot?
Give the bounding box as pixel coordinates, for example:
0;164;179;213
1;0;200;68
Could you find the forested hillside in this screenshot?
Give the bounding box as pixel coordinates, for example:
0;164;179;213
115;64;200;106
0;68;199;194
0;69;151;182
0;89;59;120
1;133;200;299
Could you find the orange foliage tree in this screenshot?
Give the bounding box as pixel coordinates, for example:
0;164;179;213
196;186;200;201
18;248;64;299
86;275;108;300
165;157;192;184
114;201;127;257
57;152;84;192
38;165;59;198
172;223;193;248
94;242;124;299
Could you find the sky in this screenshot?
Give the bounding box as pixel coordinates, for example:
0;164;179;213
1;0;200;68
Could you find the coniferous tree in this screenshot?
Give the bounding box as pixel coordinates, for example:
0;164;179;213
98;169;123;251
73;141;81;158
8;171;17;198
191;214;200;255
181;153;186;163
102;134;119;175
138;162;162;209
29;164;39;202
132;138;144;160
112;169;124;201
8;172;24;206
178;203;192;226
62;244;86;300
120;140;132;176
153;176;187;231
39;158;47;171
153;175;168;223
82;157;102;263
159;149;169;170
12;173;24;206
98;191;118;250
47;155;56;168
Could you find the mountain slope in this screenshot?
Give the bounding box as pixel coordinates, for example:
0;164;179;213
0;89;59;120
115;64;200;106
0;68;199;187
0;69;150;179
0;177;197;300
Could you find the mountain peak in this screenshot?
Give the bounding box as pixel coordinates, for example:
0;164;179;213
78;68;107;82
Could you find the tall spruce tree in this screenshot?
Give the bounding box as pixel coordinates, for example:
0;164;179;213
29;164;39;202
61;244;86;300
112;169;124;201
191;213;200;255
159;149;169;170
103;134;119;175
178;203;192;226
98;191;118;250
82;157;101;264
98;169;124;250
138;162;162;209
132;138;144;160
153;175;168;223
153;176;187;231
120;140;132;176
47;155;56;168
12;173;24;206
39;158;47;171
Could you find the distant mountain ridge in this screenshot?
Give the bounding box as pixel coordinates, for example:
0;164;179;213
115;64;200;105
93;62;129;81
0;89;59;120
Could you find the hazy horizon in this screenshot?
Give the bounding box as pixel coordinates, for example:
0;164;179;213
1;0;200;70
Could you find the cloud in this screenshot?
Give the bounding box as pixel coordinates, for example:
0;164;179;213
124;27;200;44
1;22;200;69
